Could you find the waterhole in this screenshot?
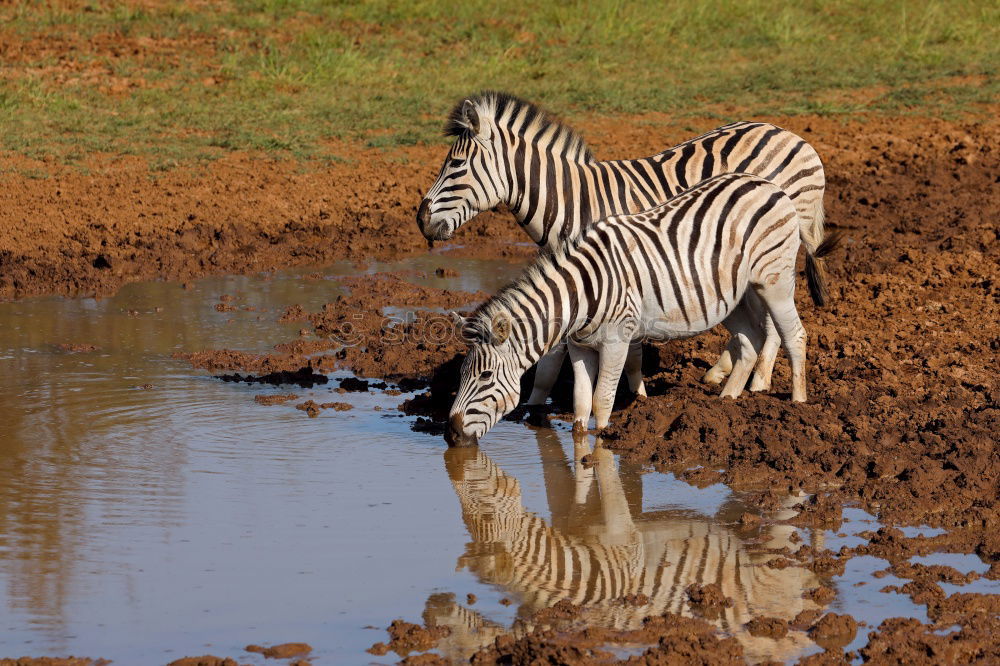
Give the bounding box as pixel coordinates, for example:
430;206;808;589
0;257;931;664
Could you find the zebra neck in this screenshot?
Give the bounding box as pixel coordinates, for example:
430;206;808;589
507;158;643;250
507;262;594;365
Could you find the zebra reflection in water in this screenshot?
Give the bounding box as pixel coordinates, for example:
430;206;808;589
424;429;829;663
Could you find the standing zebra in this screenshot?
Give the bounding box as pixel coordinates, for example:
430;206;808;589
446;172;808;445
418;91;831;402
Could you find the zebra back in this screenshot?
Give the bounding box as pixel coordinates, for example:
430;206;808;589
423;93;825;257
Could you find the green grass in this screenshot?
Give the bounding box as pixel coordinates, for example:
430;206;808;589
0;0;996;166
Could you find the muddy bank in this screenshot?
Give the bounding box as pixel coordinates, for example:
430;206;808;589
1;110;992;303
167;111;1000;664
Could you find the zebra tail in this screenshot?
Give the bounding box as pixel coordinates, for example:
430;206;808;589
804;224;844;307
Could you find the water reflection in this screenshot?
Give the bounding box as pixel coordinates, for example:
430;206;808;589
0;257;526;661
430;430;826;663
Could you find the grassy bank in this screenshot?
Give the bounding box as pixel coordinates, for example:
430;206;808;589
0;0;997;165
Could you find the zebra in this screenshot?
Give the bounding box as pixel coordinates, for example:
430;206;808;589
446;172;810;445
425;436;823;663
418;91;832;404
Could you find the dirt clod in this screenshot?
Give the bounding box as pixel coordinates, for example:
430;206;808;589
254;393;299;406
245;642;311;659
809;613;858;648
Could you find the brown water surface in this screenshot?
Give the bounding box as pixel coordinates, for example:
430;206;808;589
0;259;929;664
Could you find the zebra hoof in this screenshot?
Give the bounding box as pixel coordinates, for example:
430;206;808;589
702;367;728;385
748;374;771;392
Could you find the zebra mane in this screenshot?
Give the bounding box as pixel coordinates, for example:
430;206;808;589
468;234;580;345
444;91;594;163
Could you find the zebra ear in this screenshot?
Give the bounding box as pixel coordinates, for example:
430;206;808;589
491;313;510;345
461;100;481;135
450;311;464;326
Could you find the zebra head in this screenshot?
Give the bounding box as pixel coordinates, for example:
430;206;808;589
418;98;507;241
446;311;523;447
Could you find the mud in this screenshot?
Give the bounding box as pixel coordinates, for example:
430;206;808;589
464;605;746;666
165;658;237;666
294;399;352;417
0;660;110;666
253;393;299;406
367;619;451;657
245;642;312;659
7;110;1000;664
54;343;101;353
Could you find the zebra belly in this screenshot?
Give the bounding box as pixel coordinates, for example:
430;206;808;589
636;289;743;341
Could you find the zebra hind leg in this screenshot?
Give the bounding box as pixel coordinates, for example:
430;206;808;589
719;303;765;399
747;289;781;392
752;274;808;403
624;341;646;397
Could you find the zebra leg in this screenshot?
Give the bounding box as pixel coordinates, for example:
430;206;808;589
591;445;637;546
742;289;780;392
568;342;599;432
702;343;735;385
592;340;630;429
753;275;808;403
572;430;595;505
719;303;765;400
624;341;646;397
526;341;567;405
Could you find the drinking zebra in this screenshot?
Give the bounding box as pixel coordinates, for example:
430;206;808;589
446;172;808;445
418;91;832;402
424;437;823;663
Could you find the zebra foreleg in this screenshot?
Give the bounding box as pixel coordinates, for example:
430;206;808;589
568;342;599;433
572;430;595;505
719;304;765;400
592;341;630;429
526;341;567;405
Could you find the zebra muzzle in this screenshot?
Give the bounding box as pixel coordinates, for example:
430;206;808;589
416;198;432;236
445;412;478;447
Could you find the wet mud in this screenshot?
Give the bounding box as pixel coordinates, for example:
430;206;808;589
6;111;999;663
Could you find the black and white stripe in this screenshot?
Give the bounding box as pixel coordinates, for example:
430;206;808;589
420;92;832;401
446;172;809;445
425;444;821;662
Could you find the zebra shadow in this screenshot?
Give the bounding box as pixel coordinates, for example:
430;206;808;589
425;429;831;663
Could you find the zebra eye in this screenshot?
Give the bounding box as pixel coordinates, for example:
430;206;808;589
449;158;464;168
479;370;493;381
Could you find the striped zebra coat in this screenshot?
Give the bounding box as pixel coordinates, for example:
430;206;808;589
446;172;807;445
425;441;822;663
419;92;831;403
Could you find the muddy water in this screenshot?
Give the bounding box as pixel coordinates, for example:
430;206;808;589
0;258;930;664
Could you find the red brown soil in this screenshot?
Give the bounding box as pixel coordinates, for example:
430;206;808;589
466;606;746;666
245;642;312;659
0;660;110;666
7;109;1000;664
253;393;299;405
294;399;352;416
0;148;532;302
686;583;734;611
367;619;451;657
808;613;858;648
745;617;789;639
165;658;237;666
55;343;100;353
